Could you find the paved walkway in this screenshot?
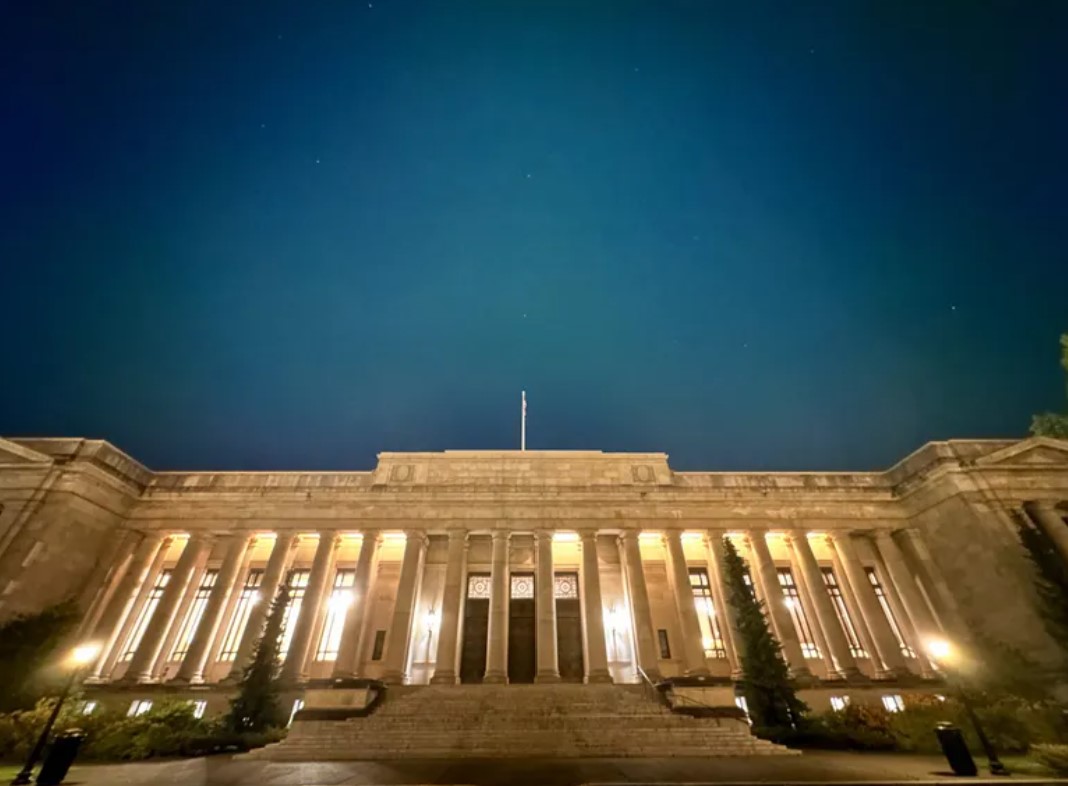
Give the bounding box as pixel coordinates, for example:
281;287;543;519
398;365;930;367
57;752;1061;786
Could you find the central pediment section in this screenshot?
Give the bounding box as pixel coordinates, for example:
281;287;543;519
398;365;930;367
372;450;673;488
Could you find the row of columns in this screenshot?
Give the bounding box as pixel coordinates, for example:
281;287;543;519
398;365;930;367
86;525;955;686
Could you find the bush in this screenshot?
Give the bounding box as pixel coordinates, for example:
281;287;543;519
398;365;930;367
788;694;1068;755
0;698;286;763
1032;743;1068;774
0;602;81;712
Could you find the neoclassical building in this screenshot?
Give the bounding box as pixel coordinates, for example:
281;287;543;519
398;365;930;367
1;435;1067;718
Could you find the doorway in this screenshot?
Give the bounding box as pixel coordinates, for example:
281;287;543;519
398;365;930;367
508;573;536;683
555;572;584;682
460;574;490;683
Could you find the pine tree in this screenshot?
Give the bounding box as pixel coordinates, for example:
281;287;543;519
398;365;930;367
226;586;289;733
719;536;807;730
1030;334;1068;438
1014;511;1068;659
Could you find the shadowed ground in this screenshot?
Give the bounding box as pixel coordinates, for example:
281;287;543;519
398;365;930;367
54;752;1062;786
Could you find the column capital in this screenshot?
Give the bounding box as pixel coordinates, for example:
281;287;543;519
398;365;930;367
361;530;384;545
579;530;599;544
618;530;640;544
534;528;554;542
445;527;469;541
489;529;511;543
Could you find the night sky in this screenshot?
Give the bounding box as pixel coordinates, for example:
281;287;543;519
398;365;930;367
3;1;1066;472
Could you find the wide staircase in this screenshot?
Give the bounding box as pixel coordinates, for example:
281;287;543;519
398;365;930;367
256;684;795;759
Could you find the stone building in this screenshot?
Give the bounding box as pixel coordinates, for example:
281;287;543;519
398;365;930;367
1;435;1067;722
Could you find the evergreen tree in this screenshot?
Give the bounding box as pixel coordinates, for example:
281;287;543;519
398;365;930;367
226;586;289;733
0;599;81;711
1014;510;1068;659
1030;334;1068;439
719;536;807;730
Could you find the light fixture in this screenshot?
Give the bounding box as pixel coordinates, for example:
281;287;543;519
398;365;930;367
425;608;440;632
925;637;953;662
552;532;579;542
71;643;102;667
328;590;354;611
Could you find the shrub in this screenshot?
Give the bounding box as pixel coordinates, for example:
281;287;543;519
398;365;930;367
0;601;81;712
1032;743;1068;775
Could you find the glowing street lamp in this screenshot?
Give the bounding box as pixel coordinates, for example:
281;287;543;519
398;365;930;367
11;642;102;785
925;637;1008;777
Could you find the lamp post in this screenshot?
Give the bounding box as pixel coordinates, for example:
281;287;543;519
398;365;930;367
926;637;1009;777
11;643;101;786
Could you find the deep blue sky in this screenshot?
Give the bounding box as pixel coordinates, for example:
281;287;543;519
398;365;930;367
2;1;1066;472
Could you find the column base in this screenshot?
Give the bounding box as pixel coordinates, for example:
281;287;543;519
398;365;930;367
789;666;814;685
534;671;561;683
429;671;458;685
482;672;508;684
381;671;406;685
586;671;613;684
684;668;712;678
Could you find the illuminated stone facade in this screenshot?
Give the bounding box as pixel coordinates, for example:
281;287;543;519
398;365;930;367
0;436;1066;716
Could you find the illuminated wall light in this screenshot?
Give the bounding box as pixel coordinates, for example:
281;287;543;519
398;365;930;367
382;531;407;543
328;590;354;612
681;532;704;542
638;532;662;543
425;609;440;632
552;532;579;542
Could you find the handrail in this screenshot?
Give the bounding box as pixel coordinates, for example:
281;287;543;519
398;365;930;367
636;665;746;720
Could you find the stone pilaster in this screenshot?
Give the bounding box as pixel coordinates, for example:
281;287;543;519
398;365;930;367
172;533;251;684
663;531;711;677
122;534;211;683
787;532;860;679
534;530;560;682
281;532;341;683
828;531;906;678
90;533;168;681
333;531;382;679
618;531;661;680
484;530;511;683
430;529;468;684
872;531;938;677
381;530;427;684
580;531;612;683
893;528;966;638
746;530;811;680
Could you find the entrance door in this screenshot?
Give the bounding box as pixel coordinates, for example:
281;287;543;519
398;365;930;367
460;574;490;683
508;574;536;683
555;572;584;682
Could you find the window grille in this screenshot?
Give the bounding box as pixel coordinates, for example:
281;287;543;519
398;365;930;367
688;568;727;658
218;569;264;661
821;568;867;658
170;570;219;661
119;570;172;662
866;568;916;658
314;569;355;661
777;568;820;658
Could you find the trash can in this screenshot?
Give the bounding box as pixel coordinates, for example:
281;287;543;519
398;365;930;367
935;722;977;777
36;728;86;786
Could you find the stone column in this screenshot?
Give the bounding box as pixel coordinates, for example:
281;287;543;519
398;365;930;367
483;531;511;683
828;543;880;671
705;533;742;678
281;532;340;683
226;532;298;680
746;530;811;679
580;531;612;683
1027;503;1068;566
89;533;168;680
205;540;257;669
893;528;965;637
872;531;939;677
828;531;906;678
75;531;140;641
787;533;860;679
381;530;427;684
172;534;251;684
663;531;711;677
152;544;212;676
618;531;661;680
430;529;468;684
535;530;560;682
123;534;211;683
333;531;383;679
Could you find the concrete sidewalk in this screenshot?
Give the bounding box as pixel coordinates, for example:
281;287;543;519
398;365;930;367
56;751;1063;786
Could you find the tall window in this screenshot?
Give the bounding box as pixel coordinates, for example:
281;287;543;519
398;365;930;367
866;568;915;658
821;568;867;658
315;569;355;661
170;570;218;661
777;568;820;659
119;570;172;661
279;569;311;657
689;569;727;658
218;569;264;661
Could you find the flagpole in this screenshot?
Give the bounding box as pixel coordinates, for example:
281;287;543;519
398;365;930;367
521;390;527;451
